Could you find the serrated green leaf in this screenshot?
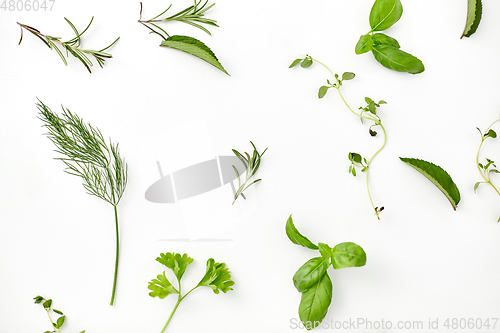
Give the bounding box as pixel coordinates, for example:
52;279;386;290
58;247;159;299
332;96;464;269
293;257;330;293
372;33;400;48
156;252;194;281
318;86;329;99
148;271;179;299
342;72;355;81
301;59;313;68
197;259;234;294
355;34;373;55
369;0;403;31
331;242;367;269
289;58;303;68
298;273;333;330
372;44;424;74
286;215;318;250
160;35;228;75
400;157;461;210
461;0;482;38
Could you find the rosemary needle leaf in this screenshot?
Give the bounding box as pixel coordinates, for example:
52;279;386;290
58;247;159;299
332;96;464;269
232;141;267;204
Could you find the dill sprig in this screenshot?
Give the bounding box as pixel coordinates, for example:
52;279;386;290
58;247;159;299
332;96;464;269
18;17;119;73
138;0;218;39
232;142;267;205
37;100;127;306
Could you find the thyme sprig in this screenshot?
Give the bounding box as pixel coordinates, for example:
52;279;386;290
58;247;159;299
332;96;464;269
232;142;267;204
18;17;119;73
138;0;218;39
37;100;128;305
290;56;387;219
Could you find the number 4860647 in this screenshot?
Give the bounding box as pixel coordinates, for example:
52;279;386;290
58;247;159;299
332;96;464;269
1;0;55;11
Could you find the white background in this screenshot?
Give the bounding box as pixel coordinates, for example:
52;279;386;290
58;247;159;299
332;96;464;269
2;0;500;332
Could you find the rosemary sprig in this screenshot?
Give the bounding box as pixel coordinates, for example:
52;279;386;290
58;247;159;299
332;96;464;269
37;100;128;305
232;142;267;204
18;17;119;73
138;0;218;39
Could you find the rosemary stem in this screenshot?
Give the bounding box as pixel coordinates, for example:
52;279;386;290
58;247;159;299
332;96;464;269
110;204;120;306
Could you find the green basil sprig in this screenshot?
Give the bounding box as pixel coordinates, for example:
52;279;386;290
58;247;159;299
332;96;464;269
286;216;366;330
355;0;424;74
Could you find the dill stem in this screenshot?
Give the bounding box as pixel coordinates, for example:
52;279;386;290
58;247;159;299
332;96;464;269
110;205;120;305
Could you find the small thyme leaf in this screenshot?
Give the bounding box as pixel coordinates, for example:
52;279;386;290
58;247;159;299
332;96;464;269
400;157;461;210
290;58;303;68
34;296;83;333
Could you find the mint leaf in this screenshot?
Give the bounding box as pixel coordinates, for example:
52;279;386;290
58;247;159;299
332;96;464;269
197;259;234;294
298;273;333;331
286;215;318;250
160;35;229;75
293;257;330;293
400;157;461;210
156;252;194;281
331;242;367;269
461;0;482;38
148;272;179;299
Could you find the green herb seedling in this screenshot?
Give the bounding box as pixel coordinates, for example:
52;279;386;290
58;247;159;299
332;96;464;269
138;1;228;75
354;0;424;74
148;252;234;333
34;296;85;333
291;56;387;219
462;0;482;38
475;119;500;221
232;141;267;204
37;100;128;305
286;216;366;331
17;18;119;73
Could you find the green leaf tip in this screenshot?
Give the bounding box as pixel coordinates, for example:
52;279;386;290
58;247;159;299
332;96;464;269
286;215;318;250
160;35;229;75
369;0;403;32
400;157;461;210
461;0;482;38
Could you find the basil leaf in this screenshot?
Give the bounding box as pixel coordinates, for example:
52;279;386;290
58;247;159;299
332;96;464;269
400;157;461;210
331;242;367;269
372;33;400;48
369;0;403;32
318;243;332;259
371;44;424;74
461;0;482;38
298;273;333;330
293;257;330;292
355;34;373;55
160;35;229;75
286;215;318;250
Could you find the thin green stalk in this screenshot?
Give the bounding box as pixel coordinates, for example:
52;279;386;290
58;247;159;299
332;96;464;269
110;204;120;305
45;308;60;333
477;119;500;196
160;284;198;332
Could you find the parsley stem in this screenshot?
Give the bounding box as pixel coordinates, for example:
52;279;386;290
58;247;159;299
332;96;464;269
160;286;198;332
110;205;120;305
